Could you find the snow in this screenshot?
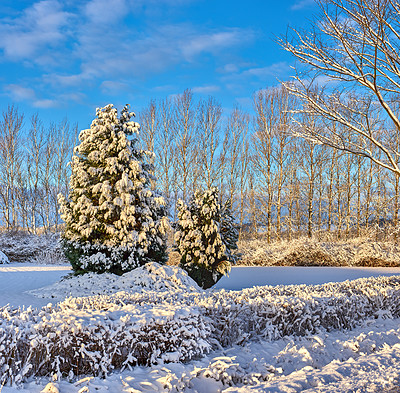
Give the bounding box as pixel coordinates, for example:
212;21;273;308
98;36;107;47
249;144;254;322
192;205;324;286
0;250;9;264
2;264;400;308
28;262;201;302
214;266;400;290
2;316;400;392
0;263;71;308
2;262;400;392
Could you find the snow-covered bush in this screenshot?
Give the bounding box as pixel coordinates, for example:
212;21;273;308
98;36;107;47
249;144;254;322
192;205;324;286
174;188;239;289
0;250;9;264
0;300;210;384
58;104;169;275
200;276;400;346
3;271;400;384
0;232;64;263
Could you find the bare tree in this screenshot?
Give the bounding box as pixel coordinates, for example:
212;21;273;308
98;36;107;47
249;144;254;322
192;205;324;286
297;130;326;238
157;98;176;204
173;89;197;201
50;119;76;231
280;0;400;176
196;96;222;189
139;100;157;185
252;87;300;241
252;90;275;243
220;107;250;238
25;114;46;233
0;105;24;229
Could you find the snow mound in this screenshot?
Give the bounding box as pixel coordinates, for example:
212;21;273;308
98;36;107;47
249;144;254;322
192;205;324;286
121;262;201;292
29;262;201;301
0;250;9;264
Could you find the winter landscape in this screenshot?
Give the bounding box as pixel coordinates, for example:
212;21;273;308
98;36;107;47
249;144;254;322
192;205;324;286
2;233;400;392
3;0;400;392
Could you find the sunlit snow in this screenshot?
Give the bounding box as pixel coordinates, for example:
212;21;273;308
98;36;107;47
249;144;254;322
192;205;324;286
2;262;400;392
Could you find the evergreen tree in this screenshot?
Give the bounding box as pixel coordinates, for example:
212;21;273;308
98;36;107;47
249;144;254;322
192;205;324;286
174;187;239;289
58;104;169;275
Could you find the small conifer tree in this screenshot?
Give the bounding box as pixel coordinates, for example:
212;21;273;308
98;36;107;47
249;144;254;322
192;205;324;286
174;187;239;289
58;104;169;274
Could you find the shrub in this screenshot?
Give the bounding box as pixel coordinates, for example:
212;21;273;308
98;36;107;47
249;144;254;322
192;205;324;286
0;300;210;384
2;273;400;384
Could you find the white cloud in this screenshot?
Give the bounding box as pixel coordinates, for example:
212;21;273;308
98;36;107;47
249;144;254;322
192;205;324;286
218;64;240;74
84;0;129;25
192;85;220;94
220;61;293;91
242;62;292;78
33;98;57;108
0;1;256;109
0;0;72;61
100;81;130;95
4;84;36;101
182;29;252;60
57;24;254;84
4;84;57;108
291;0;315;11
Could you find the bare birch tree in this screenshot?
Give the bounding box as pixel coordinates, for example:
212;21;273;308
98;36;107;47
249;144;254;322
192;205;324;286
25;114;46;233
280;0;400;176
173;89;197;201
196;96;222;189
0;105;24;229
219;107;251;238
157;98;176;204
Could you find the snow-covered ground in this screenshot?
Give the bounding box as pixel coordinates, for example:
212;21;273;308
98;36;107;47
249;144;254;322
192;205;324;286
215;266;400;290
0;263;71;308
2;264;400;392
2;264;400;307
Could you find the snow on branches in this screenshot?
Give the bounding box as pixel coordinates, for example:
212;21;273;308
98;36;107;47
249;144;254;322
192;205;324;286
175;187;239;289
58;104;169;274
3;271;400;384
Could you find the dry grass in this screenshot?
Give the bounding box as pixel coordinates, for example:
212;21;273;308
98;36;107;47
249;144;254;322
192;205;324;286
236;236;400;267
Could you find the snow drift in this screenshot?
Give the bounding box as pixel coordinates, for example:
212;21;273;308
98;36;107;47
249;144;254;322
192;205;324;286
28;262;201;300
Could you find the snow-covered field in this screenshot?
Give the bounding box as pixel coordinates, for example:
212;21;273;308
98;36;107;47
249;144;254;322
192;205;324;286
214;266;400;290
3;264;400;308
0;264;71;308
2;262;400;392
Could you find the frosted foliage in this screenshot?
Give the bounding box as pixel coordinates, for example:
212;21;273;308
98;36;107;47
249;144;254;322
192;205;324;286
175;187;238;288
0;250;9;264
4;273;400;385
58;104;168;273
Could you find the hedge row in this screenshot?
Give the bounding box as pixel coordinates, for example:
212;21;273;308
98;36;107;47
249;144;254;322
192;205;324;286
0;301;210;384
1;275;400;383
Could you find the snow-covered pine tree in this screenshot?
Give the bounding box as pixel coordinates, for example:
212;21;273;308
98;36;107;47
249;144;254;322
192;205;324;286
174;187;239;289
58;104;169;275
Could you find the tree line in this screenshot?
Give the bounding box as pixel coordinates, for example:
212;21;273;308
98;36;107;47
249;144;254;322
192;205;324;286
138;87;400;241
0;85;398;241
0;105;76;233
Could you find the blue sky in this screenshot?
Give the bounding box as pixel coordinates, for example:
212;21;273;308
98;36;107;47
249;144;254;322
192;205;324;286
0;0;318;128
